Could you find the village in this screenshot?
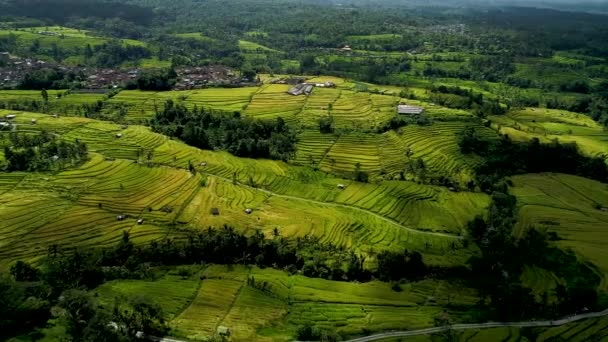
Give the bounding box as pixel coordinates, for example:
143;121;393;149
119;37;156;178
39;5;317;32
0;52;251;90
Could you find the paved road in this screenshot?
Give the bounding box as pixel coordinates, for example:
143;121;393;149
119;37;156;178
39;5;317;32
147;308;608;342
341;308;608;342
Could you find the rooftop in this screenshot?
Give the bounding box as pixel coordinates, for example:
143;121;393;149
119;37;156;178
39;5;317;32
397;104;425;115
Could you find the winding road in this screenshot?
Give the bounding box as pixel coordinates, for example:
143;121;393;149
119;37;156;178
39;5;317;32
341;308;608;342
146;308;608;342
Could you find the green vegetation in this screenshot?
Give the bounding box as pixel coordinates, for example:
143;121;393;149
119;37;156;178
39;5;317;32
2;0;608;341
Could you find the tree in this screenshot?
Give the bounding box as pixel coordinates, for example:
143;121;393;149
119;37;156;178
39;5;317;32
354;163;369;183
10;261;39;282
84;44;94;60
319;115;334;133
433;311;456;342
112;296;168;339
41;89;48;103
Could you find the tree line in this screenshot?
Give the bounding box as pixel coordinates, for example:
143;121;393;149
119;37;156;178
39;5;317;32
457;127;603;320
0;224;443;340
458;127;608;193
150;100;297;161
465;191;600;321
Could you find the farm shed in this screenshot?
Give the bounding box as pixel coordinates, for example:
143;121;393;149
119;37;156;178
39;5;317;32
397;104;425;115
337;184;345;190
245;208;253;214
4;114;16;120
211;208;220;216
288;83;314;96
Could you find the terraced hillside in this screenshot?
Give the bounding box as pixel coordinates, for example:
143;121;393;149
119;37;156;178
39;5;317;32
0;110;489;269
294;121;495;183
96;265;478;342
511;173;608;289
490;108;608;159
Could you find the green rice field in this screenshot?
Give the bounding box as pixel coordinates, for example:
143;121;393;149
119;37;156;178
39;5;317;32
511;173;608;289
0;110;489;269
97;265;478;341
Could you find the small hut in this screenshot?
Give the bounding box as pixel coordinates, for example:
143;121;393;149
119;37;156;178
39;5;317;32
217;326;230;337
245;208;253;214
337;184;345;190
211;208;220;216
137;218;144;225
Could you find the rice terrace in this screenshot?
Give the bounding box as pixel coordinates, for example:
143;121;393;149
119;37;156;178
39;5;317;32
2;0;608;341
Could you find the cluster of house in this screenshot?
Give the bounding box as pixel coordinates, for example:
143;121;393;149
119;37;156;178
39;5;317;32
173;65;248;90
0;52;143;89
86;68;140;89
0;53;52;88
287;81;336;96
0;52;259;90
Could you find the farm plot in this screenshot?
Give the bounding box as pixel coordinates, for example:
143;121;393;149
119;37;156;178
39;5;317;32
244;84;306;123
0;89;64;108
102;90;187;123
6;110;91;134
62;121;167;159
293;130;338;166
185;87;258;113
330;91;396;129
178;179;470;259
298;87;341;127
319;133;382;176
490;108;608;159
511;173;608;289
1;112;486;267
0;154;198;267
95;272;202;320
49;92;107;116
384;122;496;184
163;265;478;341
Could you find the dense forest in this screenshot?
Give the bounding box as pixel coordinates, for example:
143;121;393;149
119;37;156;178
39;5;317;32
151;100;297;161
2;131;88;171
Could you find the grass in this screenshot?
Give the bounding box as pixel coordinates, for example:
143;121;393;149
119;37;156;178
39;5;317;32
511;173;608;290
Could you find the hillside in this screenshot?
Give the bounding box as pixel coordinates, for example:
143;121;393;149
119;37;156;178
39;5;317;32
2;1;608;341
